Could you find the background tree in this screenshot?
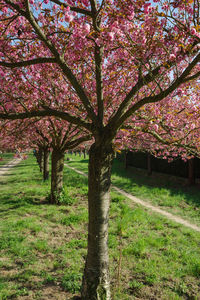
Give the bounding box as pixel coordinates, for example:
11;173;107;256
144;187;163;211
0;117;91;203
117;88;200;161
34;118;91;203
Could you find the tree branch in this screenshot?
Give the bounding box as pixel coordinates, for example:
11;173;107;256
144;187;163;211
35;128;50;144
50;0;92;16
0;57;56;68
95;45;104;126
146;129;200;157
24;0;98;125
2;0;98;125
89;0;98;13
108;63;167;127
112;52;200;130
0;108;93;132
42;106;93;131
3;0;26;15
183;71;200;83
65;134;92;150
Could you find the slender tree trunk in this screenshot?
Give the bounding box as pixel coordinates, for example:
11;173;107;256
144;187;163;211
83;149;86;159
50;148;65;204
81;142;114;300
36;147;44;173
43;148;50;181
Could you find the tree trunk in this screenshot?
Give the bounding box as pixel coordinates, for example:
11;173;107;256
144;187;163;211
83;149;86;159
81;142;114;300
43;148;50;181
36;147;44;173
50;148;65;204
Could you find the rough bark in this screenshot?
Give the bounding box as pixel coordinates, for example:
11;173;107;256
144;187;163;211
50;148;65;204
83;149;86;159
81;142;114;300
43;148;50;181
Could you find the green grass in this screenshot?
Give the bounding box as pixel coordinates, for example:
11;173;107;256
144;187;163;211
0;154;87;299
66;152;200;227
1;154;200;299
0;153;14;166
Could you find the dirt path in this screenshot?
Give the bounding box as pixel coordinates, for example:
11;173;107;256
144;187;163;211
1;160;199;232
0;158;22;177
65;164;200;233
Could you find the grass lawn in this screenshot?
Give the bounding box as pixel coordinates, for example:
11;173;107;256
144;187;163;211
0;153;14;166
1;154;200;299
66;152;200;227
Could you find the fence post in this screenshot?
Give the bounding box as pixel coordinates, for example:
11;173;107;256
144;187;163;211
147;153;152;176
124;150;128;169
188;158;195;185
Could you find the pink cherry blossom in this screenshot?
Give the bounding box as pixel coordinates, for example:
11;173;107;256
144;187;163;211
65;13;74;23
83;23;90;35
169;54;176;61
107;32;115;41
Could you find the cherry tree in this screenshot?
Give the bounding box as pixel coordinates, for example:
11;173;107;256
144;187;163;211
34;117;91;203
0;116;91;203
34;143;50;178
0;119;34;153
0;1;200;298
118;87;200;160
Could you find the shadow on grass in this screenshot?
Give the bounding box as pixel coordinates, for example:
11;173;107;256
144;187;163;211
63;172;88;188
0;168;88;213
0;177;42;185
66;157;200;210
0;163;37;170
0;270;79;298
0;172;17;177
0;193;49;211
0;165;15;169
2;172;41;178
0;266;83;299
112;159;200;209
12;163;38;168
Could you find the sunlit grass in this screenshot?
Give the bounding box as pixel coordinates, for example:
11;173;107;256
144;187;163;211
0;152;14;166
66;152;200;226
1;154;200;299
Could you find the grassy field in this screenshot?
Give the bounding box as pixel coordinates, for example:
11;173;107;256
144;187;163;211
66;152;200;227
0;153;14;166
1;154;200;299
